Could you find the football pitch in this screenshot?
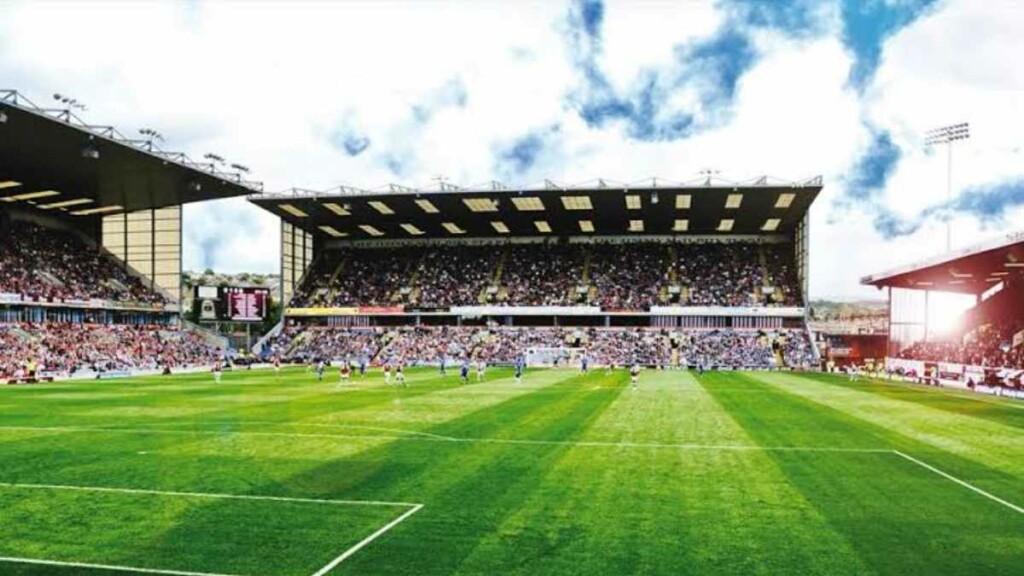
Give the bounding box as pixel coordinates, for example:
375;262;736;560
0;367;1021;575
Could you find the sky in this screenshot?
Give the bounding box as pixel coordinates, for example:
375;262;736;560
1;0;1023;299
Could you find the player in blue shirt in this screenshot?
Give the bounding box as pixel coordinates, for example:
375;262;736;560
580;354;589;374
459;360;470;385
514;357;524;384
359;357;367;378
439;354;447;376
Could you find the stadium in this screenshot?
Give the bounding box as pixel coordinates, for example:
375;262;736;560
1;37;1023;576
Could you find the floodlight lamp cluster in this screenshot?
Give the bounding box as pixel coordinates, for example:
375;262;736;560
53;93;86;111
925;123;970;146
139;128;164;142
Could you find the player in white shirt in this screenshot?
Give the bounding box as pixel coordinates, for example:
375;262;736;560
212;360;223;384
848;365;859;381
630;363;641;390
383;362;392;385
395;362;406;387
476;359;486;382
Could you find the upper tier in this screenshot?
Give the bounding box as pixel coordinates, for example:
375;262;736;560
289;240;801;310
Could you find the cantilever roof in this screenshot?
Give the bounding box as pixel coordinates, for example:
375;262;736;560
0;90;261;218
861;229;1024;294
249;177;822;240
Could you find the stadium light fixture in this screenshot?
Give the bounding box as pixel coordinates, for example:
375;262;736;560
675;195;691;209
762;218;781;231
725;193;743;209
0;190;60;202
0;109;7;123
1004;262;1024;268
490;221;510;234
578;220;595;233
717;219;734;232
53;93;86;111
463;198;499;212
673;219;689;232
625;195;641;210
512;197;546;211
775;193;795;209
925;122;970;251
415;199;439;213
0;181;22;190
651;191;659;205
629;220;644;232
368;201;395;215
442;222;465;235
279;204;308;217
40;198;93;210
318;225;347;237
139;128;164;142
70;204;122;216
359;224;384;237
400;223;424;235
322;202;350;216
534;220;552;233
560;196;592;210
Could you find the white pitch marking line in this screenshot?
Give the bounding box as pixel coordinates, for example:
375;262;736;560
0;424;891;453
310;504;423;576
893;450;1024;515
0;481;419;508
0;482;425;575
0;556;239;576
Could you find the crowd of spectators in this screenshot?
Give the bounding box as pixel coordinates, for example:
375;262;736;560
0;221;166;304
675;243;762;306
273;324;810;369
284;325;382;362
289;241;802;310
898;321;1024;369
500;244;586;306
413;246;500;307
0;323;222;378
782;331;817;367
587;243;669;309
674;329;776;368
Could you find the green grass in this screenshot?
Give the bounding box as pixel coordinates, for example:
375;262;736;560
0;367;1021;575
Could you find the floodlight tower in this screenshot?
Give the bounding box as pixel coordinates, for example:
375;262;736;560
924;122;970;251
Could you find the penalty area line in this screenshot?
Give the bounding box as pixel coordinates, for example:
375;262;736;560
0;482;425;576
310;504;424;576
892;450;1023;515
